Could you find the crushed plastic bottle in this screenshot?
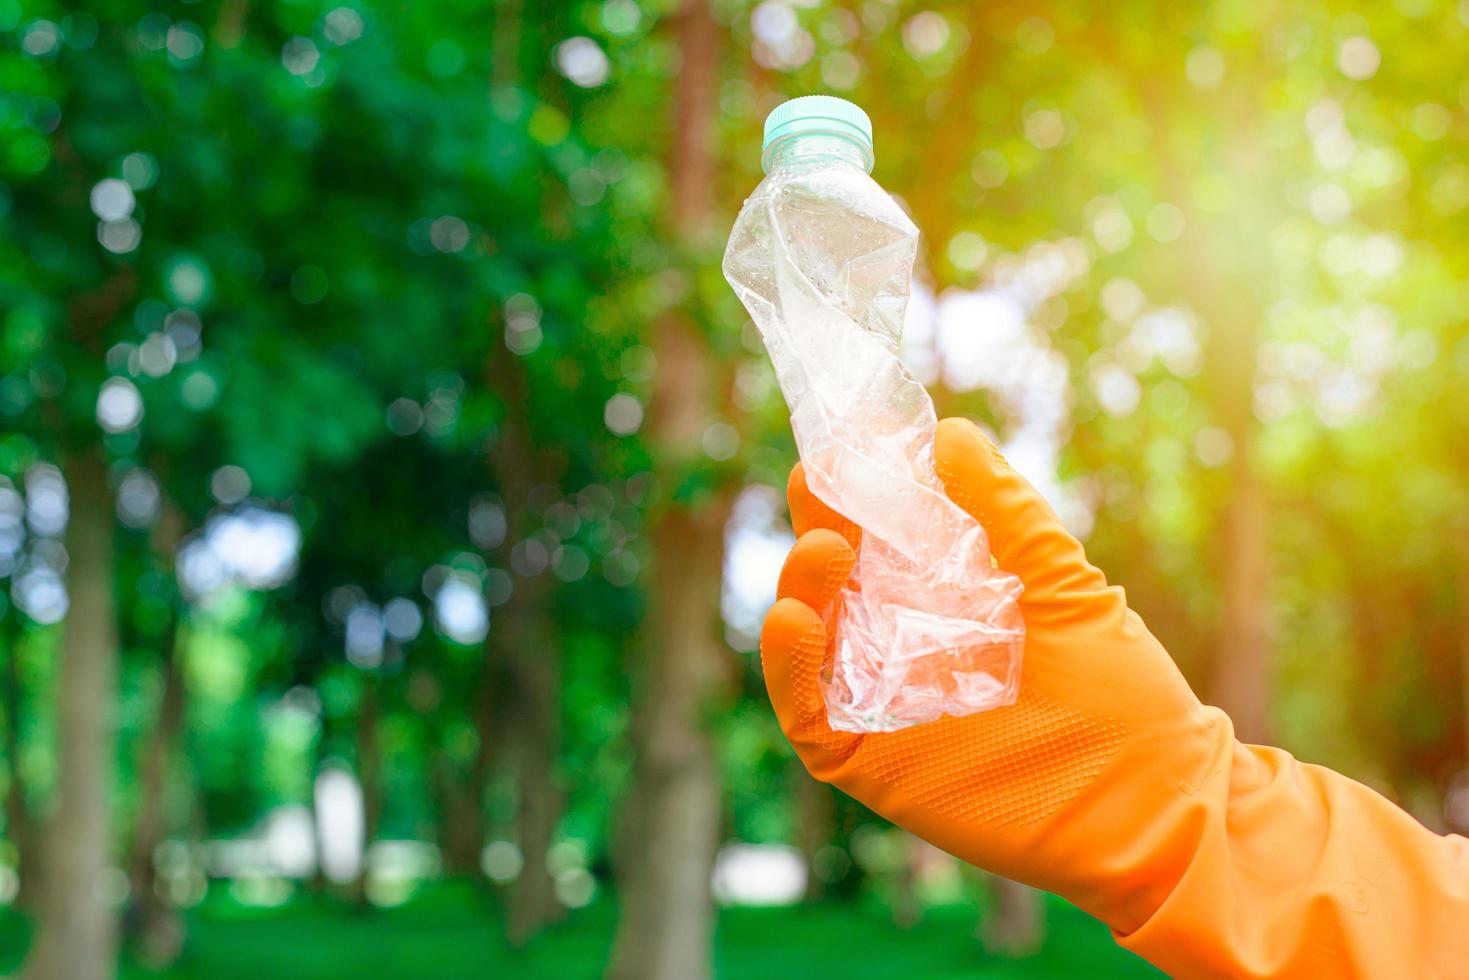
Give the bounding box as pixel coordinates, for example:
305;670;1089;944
723;95;1025;733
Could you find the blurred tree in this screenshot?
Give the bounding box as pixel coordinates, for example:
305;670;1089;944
981;877;1045;958
27;449;119;980
485;353;566;943
608;1;735;977
123;499;187;966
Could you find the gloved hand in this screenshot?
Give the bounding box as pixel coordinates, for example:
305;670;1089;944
763;417;1469;978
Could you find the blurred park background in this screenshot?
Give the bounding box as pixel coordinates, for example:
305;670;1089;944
2;0;1469;977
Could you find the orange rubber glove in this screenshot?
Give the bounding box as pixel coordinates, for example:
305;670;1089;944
763;417;1469;978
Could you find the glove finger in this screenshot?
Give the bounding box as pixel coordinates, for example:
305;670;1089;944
760;597;862;772
787;462;863;549
776;528;857;616
933;417;1107;604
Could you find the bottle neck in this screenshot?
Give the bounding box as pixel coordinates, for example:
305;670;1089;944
763;133;873;175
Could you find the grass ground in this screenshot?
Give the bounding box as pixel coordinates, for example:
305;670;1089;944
0;885;1163;978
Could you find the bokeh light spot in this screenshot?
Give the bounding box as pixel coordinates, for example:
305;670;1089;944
323;7;364;46
434;577;489;644
1015;16;1054;55
20;19;59;58
383;597;423;643
282;37;321;76
210;465;252;505
1146;203;1185;242
702;423;740;461
121;152;158;190
902;11;950;58
1338;36;1380;80
98;219;141;254
1185;47;1225;89
619;345;657;383
947;231;990;272
604;393;642;436
116;467;161;528
386;398;424;436
556;36;609;87
90;179;135;222
96;377;143;433
166;255;212;306
166;22;205;66
601;0;641;36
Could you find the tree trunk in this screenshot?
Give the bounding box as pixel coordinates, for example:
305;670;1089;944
434;646;500;880
890;833;926;929
2;613;34;910
903;5;995;272
478;0;567;938
308;725;331;896
792;764;834;903
1210;457;1270;742
979;876;1045;958
124;620;186;967
1458;528;1469;771
434;648;498;879
482;342;566;941
501;586;562;945
124;501;187;966
607;4;728;977
1137;70;1274;743
608;508;729;980
25;449;119;980
1198;264;1270;743
353;673;382;906
433;758;484;878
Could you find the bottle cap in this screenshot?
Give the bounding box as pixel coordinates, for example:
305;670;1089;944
761;95;874;174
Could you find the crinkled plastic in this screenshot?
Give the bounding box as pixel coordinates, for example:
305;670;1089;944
724;143;1025;733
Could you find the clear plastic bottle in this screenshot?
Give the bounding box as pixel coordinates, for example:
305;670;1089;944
723;96;1025;733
